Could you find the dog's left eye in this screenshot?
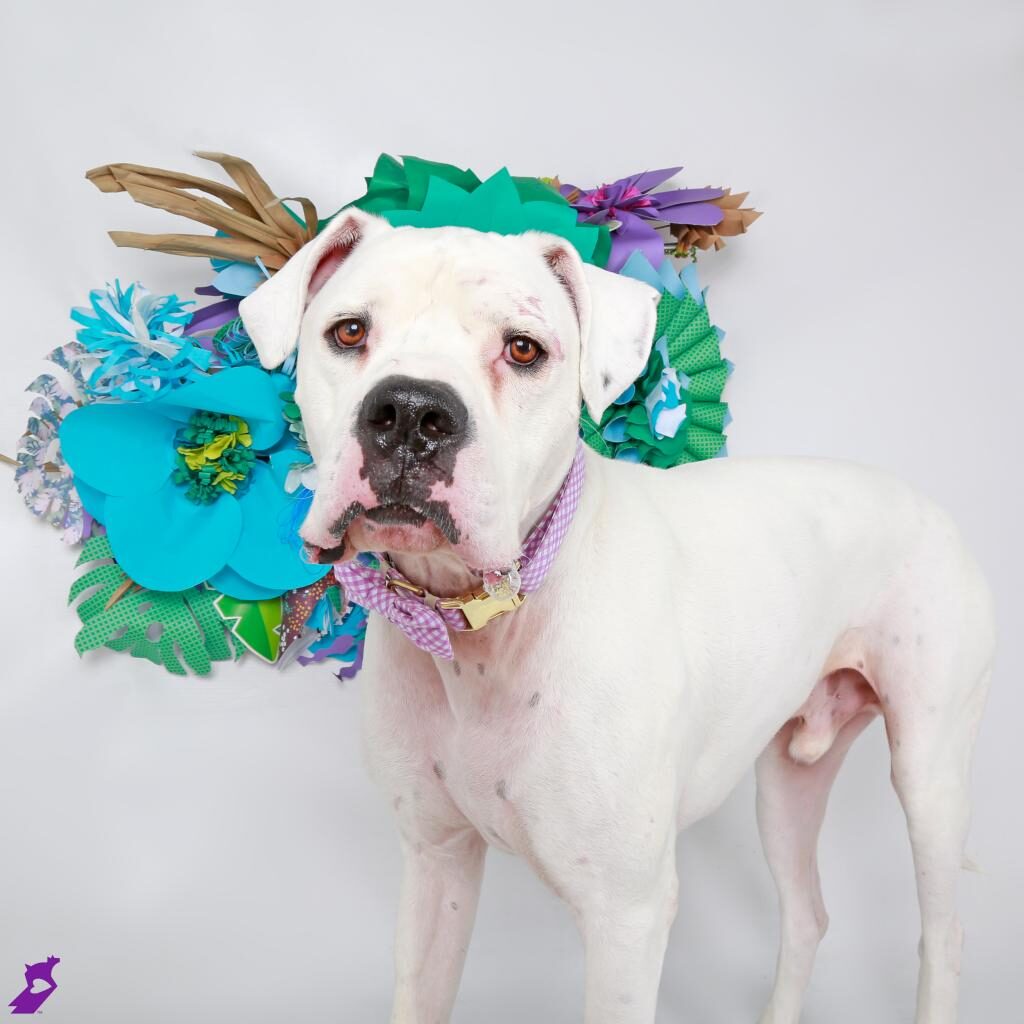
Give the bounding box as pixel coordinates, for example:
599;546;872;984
505;335;545;367
332;317;368;349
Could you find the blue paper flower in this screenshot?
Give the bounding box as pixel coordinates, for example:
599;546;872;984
70;281;212;401
59;366;330;599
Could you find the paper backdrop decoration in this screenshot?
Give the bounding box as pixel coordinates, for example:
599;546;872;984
10;152;759;678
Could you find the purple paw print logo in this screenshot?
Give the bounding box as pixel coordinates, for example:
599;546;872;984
8;956;60;1014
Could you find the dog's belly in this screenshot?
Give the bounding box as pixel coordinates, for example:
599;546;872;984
590;453;949;827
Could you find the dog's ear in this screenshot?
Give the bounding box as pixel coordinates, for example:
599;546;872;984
536;240;659;422
579;262;659;420
239;208;389;368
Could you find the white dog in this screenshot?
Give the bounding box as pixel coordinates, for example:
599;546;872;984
239;208;994;1024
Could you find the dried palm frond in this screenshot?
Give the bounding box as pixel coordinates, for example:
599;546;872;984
85;151;319;271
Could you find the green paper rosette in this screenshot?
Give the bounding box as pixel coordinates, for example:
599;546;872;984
580;251;730;467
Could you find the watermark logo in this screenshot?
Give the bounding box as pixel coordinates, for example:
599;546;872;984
8;956;60;1015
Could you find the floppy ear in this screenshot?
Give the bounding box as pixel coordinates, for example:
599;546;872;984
537;240;660;421
238;207;389;368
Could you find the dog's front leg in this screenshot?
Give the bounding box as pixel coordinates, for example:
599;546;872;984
577;860;679;1024
390;826;486;1024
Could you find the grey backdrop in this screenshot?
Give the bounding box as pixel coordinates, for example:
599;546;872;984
1;1;1020;1020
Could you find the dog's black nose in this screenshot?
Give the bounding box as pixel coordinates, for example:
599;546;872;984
356;375;470;466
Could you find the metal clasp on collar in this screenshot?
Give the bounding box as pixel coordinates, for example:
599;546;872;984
439;589;526;630
383;565;526;631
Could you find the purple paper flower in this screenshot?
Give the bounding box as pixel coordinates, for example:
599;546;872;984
560;168;725;272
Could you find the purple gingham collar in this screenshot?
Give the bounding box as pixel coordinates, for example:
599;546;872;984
334;441;586;660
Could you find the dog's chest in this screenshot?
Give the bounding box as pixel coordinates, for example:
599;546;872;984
367;644;552;856
434;668;550;852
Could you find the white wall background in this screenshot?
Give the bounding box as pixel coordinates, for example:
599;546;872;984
0;1;1020;1020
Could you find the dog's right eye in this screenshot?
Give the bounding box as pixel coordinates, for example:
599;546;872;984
332;317;368;349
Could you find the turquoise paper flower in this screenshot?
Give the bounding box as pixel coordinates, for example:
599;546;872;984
59;366;330;599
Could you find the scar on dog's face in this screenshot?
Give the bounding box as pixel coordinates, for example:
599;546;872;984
239;209;658;569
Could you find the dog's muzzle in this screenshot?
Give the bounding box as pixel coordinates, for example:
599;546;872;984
337;375;471;543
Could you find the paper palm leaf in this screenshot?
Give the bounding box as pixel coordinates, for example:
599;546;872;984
213;593;283;664
69;536;239;676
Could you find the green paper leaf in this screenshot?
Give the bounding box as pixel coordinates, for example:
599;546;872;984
687;401;729;432
675;334;722;375
69;536;239;676
402;155;481;209
627;421;657;446
510;175;564;205
685;424;727;460
379;166;602;265
687;363;729;402
579;411;612;458
213;592;283;664
352;153;481;215
591;224;612;269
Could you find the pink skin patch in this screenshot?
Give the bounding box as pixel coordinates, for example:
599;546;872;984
299;442;376;559
346;518;448;555
788;669;880;765
514;295;544;318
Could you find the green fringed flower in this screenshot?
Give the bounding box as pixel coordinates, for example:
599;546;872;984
173;410;257;504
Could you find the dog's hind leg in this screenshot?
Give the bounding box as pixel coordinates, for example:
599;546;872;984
876;543;994;1024
884;661;991;1024
756;693;879;1024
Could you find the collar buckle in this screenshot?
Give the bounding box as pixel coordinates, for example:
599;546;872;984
438;589;526;630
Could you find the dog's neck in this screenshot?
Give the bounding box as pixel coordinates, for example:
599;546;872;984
387;548;481;599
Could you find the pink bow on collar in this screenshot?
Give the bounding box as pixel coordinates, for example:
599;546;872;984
335;441;586;660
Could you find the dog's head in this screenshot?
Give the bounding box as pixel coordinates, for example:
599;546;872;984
239;209;658;569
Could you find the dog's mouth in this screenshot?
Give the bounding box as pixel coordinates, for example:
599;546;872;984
363;504;428;528
306;499;460;564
